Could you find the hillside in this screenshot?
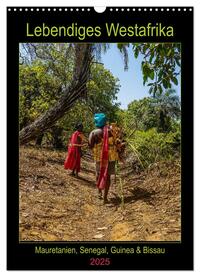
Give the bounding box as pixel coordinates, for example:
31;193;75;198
19;146;181;241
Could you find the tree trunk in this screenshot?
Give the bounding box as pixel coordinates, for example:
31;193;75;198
51;126;64;149
19;43;92;145
35;133;44;146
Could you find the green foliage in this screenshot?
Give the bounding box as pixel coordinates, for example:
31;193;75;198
126;97;156;131
19;55;67;128
118;90;181;169
87;64;120;119
88;43;181;97
19;44;120;146
128;128;180;168
19;94;26;128
19;42;181;161
132;43;181;96
60;63;121;141
59;102;94;143
121;89;180;133
150;89;181;132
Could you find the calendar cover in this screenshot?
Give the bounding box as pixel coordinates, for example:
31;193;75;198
7;6;193;270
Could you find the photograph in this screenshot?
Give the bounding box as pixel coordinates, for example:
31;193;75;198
19;42;181;242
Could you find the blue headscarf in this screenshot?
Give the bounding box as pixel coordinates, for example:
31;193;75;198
94;113;107;128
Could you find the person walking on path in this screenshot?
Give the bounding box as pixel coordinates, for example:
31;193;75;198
89;113;119;204
64;123;86;177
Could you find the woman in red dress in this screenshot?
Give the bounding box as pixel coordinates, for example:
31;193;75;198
64;123;84;177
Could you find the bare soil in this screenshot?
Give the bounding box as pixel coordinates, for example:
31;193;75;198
19;146;181;242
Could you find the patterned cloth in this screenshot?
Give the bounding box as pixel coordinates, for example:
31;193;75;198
96;126;109;190
93;136;119;162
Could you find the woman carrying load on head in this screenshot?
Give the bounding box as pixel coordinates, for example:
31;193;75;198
64;123;86;177
88;113;120;204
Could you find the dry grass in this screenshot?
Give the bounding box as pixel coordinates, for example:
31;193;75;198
19;146;181;242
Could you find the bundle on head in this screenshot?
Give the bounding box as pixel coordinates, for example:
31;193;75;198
94;113;107;128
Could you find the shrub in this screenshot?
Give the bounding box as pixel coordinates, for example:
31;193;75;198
128;128;180;168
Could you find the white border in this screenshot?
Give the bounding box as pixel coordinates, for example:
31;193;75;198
6;7;193;11
1;0;200;276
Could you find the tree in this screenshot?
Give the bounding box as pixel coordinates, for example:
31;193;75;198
19;43;92;144
125;43;181;96
56;63;121;143
19;59;64;130
123;90;180;133
126;98;156;131
87;63;120;117
150;89;181;132
19;42;181;144
19;50;120;147
19;44;76;146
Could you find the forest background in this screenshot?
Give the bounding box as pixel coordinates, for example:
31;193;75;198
19;42;181;169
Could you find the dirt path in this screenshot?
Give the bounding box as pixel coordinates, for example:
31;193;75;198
19;146;181;242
